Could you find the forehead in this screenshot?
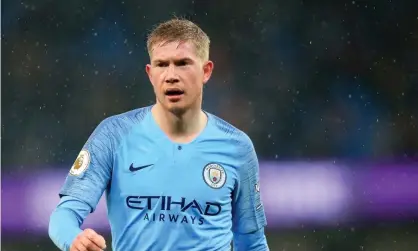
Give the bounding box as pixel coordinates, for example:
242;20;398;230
150;41;198;61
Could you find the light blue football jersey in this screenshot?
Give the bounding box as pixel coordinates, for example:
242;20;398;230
59;106;267;251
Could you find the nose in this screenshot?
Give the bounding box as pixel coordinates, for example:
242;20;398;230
165;65;179;84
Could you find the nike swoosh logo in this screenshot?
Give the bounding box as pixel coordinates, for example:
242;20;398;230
129;163;153;172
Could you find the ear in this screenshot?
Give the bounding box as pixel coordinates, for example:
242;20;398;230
202;60;214;84
146;64;153;84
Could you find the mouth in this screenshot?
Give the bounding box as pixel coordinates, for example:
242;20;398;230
165;88;184;96
164;88;184;101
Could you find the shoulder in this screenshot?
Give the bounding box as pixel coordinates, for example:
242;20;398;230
208;113;255;155
88;106;152;142
98;106;151;130
103;106;151;127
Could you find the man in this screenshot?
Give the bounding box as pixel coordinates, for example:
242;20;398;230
49;18;269;251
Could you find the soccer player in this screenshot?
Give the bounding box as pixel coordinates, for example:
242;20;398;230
49;18;269;251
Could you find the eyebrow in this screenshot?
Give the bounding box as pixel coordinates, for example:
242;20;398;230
152;57;194;64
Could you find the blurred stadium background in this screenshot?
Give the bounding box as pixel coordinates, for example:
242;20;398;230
2;0;418;250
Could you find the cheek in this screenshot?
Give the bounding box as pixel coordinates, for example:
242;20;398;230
154;83;163;93
185;70;202;84
150;73;163;89
149;81;160;95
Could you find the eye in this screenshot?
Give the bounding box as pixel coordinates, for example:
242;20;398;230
175;60;188;67
156;62;168;67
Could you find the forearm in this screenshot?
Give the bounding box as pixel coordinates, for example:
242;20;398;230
48;196;91;251
233;228;269;251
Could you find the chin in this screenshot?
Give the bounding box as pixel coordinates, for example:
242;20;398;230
157;96;196;116
164;102;189;116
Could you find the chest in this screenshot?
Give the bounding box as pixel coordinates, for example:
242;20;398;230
111;141;238;205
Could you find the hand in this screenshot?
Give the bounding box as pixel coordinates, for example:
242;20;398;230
70;228;107;251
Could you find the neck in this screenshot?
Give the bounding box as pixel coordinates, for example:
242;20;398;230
152;103;207;143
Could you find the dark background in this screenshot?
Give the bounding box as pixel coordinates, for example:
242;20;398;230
2;0;418;250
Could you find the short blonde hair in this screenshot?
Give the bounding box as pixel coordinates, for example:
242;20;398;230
147;18;210;61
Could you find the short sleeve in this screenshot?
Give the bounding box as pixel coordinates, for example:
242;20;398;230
232;134;267;234
59;118;114;212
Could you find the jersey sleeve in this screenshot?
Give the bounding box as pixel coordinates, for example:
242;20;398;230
232;134;267;234
49;196;91;251
59;118;115;212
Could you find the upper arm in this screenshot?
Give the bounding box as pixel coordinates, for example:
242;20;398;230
232;134;267;234
59;118;115;212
